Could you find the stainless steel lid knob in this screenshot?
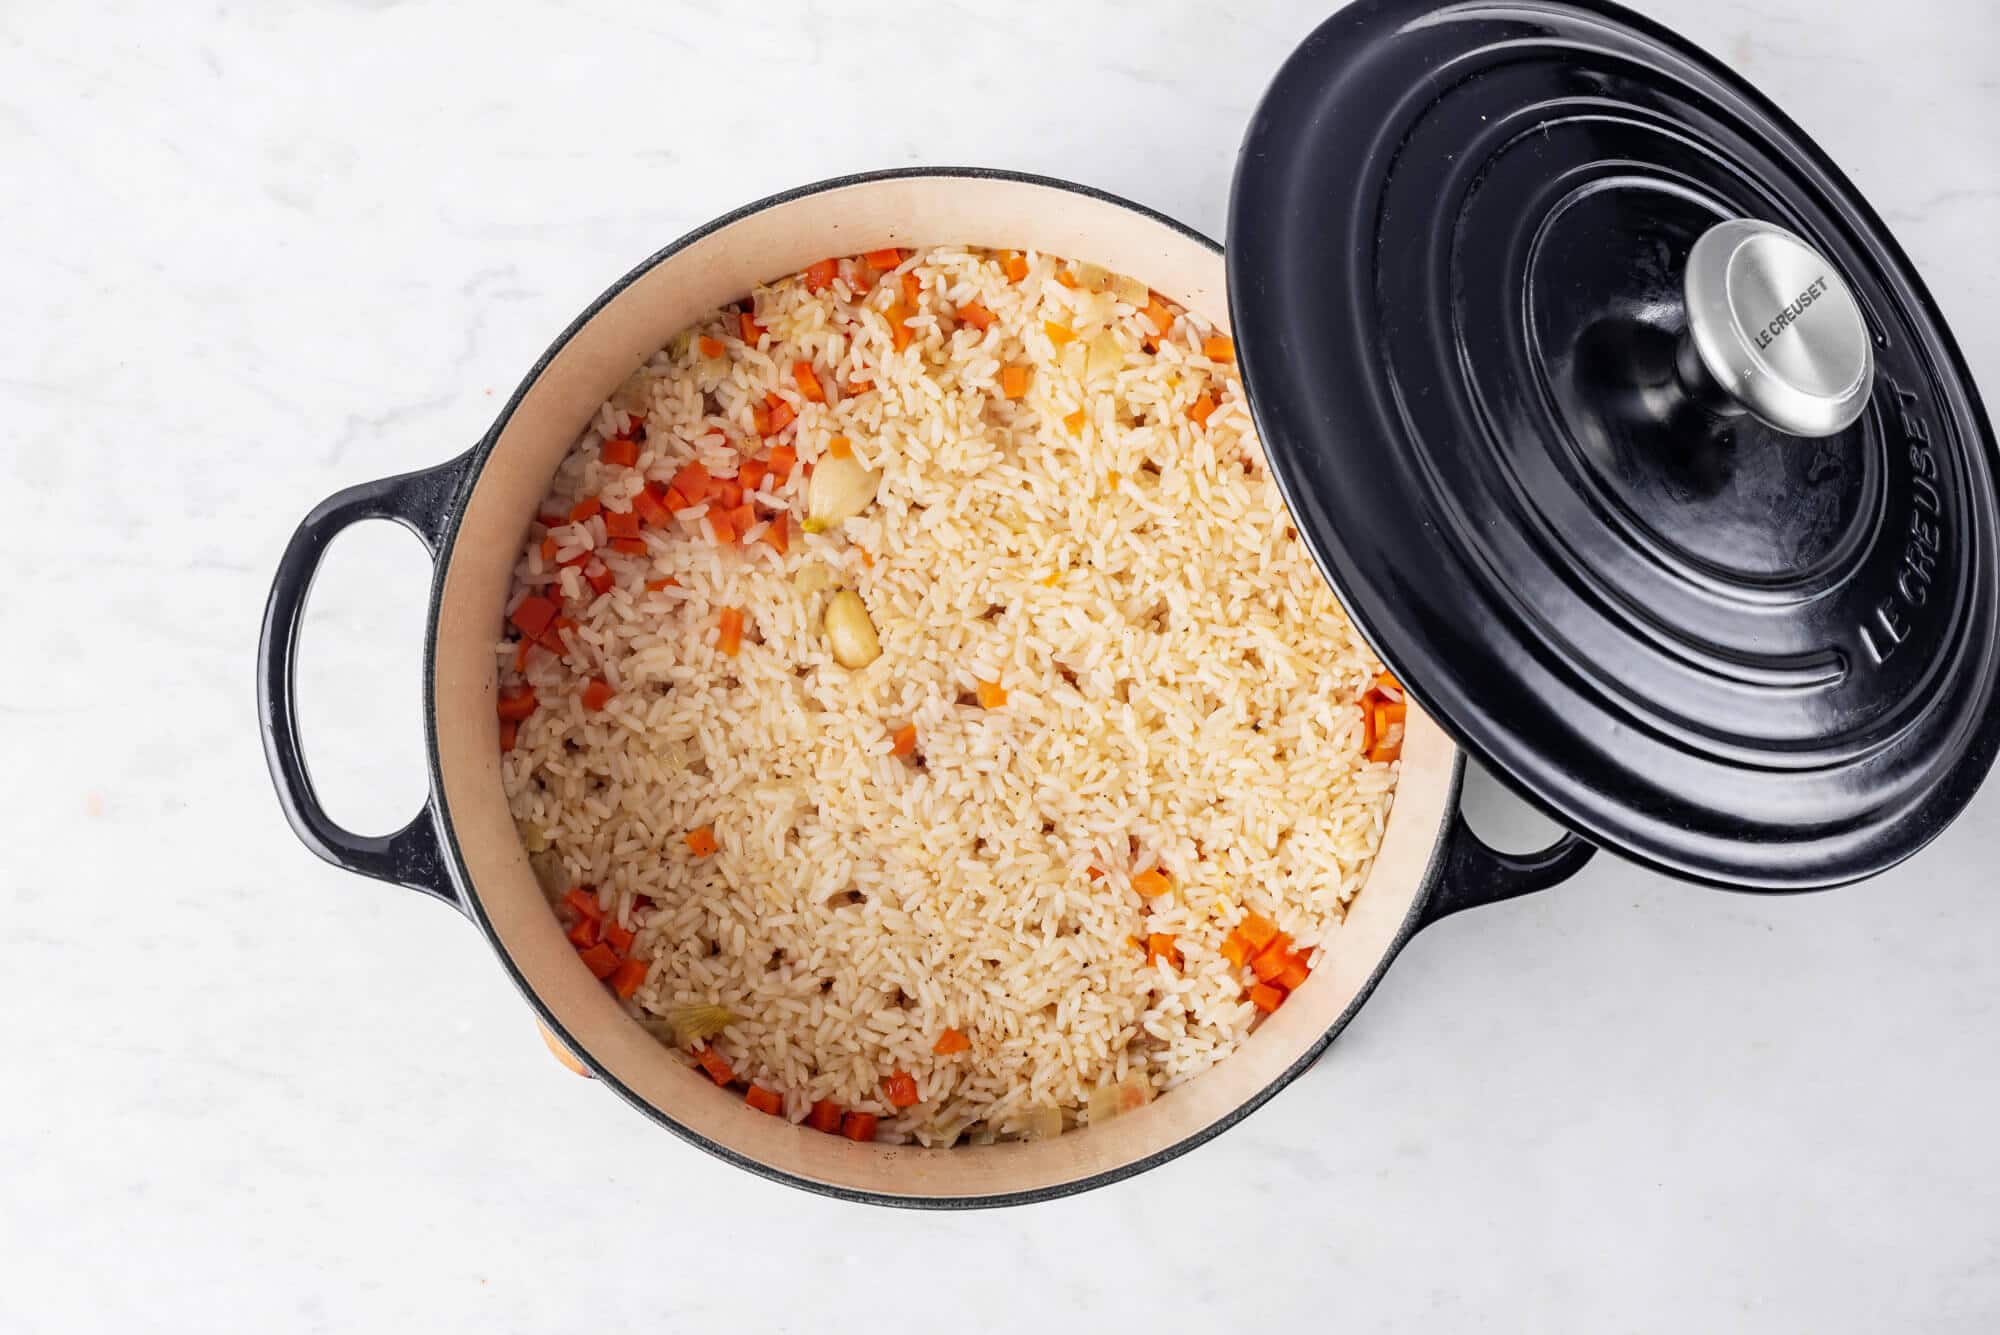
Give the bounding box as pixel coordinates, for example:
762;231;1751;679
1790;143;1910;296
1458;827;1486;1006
1675;218;1874;437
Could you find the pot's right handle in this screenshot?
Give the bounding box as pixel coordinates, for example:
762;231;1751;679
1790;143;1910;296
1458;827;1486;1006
1418;808;1596;928
257;451;476;909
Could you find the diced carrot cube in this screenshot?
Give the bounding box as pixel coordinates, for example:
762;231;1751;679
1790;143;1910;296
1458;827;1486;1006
803;257;839;293
568;497;602;523
603;510;641;540
759;512;789;555
745;1084;783;1115
1248;982;1285;1013
602;920;635;954
1188;392;1217;428
684;825;719;857
581;678;614;711
808;1099;844;1133
890;724;917;757
576;943;619;979
1277;954;1311;991
1130;869;1171;898
610;957;647;1000
1001;365;1029;399
1221;930;1252;968
698;334;724;358
975;679;1007;709
956;301;995;332
509;595;557;638
601;437;639;467
496;686;538;721
737;311;762;344
1203;334;1236;363
841;1111;879;1141
567;915;599;949
863;247;905;269
932;1028;971;1055
693;1044;734;1086
766;445;797;480
562;886;602;920
583;563;613;596
1238;913;1278;952
881;1070;919;1108
794;361;826;403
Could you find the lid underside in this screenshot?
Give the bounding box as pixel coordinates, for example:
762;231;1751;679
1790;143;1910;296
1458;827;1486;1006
1229;0;2000;887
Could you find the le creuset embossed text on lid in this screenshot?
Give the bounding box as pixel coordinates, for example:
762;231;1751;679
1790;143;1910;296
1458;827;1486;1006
1227;0;2000;888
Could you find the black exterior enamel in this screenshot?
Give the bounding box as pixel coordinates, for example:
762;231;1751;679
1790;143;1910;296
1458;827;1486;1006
1229;0;2000;889
259;166;1594;1209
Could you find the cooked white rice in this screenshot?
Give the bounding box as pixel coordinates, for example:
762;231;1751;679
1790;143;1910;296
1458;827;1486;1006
499;246;1396;1144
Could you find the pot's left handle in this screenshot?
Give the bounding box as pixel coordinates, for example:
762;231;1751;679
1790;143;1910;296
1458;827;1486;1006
258;451;478;909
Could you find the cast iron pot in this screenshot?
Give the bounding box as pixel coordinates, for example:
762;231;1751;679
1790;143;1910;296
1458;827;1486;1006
260;168;1595;1207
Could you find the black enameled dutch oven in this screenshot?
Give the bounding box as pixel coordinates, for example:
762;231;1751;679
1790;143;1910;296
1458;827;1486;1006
259;0;1999;1207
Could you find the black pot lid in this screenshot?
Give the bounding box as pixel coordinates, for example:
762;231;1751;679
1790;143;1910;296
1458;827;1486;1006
1228;0;2000;888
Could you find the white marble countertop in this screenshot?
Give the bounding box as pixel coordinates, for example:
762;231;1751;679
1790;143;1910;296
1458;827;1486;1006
6;0;1998;1330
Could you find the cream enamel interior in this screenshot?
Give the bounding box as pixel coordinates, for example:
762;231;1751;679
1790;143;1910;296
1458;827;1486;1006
431;174;1459;1200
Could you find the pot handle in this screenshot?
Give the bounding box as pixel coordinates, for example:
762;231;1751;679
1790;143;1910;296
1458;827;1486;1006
1418;808;1596;928
257;451;476;908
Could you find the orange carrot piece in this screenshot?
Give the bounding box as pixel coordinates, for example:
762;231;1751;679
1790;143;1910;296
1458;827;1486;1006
737;310;762;344
631;484;671;528
956;300;995;332
793;360;826;403
670;461;712;504
1277;953;1311;991
1146;933;1182;970
864;247;905;269
717;607;745;656
1130;868;1172;898
602;920;635;954
710;478;744;510
1203;334;1236;363
601;437;639;468
1001;250;1030;283
610;957;647;999
841;1111;879;1141
509;594;557;638
932;1028;971;1056
584;563;614;595
698;334;724;358
766;444;798;480
1063;409;1087;434
684;825;719;857
745;1084;783;1116
609;537;648;556
602;509;640;540
803;257;839;293
764;396;797;435
1248;982;1285;1013
1143;295;1175;335
1001;365;1029;399
882;1070;919;1108
499;717;518;752
1238;912;1278;953
890;723;917;757
577;942;619;980
1055;268;1078;289
581;678;614;711
1106;470;1120;490
738;458;768;492
975;679;1007;709
1043;320;1076;346
539;535;559;564
887;302;914;352
899;271;922;307
1188;392;1217;428
707;509;737;545
807;1099;844;1133
1086;866;1104;881
693;1044;734;1085
1252;932;1295;983
1221;930;1253;968
827;435;852;460
562;886;602;920
497;685;538;721
567;914;600;951
644;577;678;592
725;503;756;542
568;497;603;523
